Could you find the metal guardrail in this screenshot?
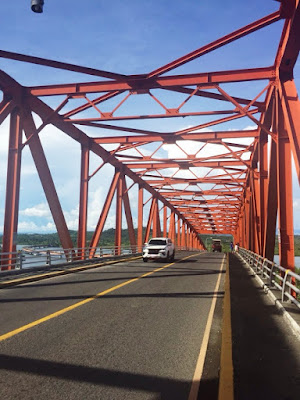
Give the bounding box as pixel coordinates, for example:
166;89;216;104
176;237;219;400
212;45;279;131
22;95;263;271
0;245;143;273
0;245;200;274
238;248;300;310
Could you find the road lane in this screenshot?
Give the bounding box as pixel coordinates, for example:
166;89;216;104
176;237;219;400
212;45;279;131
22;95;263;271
0;253;199;337
0;251;225;400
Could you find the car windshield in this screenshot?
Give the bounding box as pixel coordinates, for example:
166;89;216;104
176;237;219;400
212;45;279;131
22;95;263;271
148;239;167;245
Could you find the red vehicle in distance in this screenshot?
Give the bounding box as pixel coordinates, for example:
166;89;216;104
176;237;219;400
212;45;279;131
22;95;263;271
212;239;222;252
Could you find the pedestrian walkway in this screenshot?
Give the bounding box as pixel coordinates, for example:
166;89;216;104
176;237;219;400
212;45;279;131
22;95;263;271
229;253;300;400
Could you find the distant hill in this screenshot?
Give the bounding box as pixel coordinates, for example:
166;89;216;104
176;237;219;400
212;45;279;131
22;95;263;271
0;228;144;248
0;231;299;256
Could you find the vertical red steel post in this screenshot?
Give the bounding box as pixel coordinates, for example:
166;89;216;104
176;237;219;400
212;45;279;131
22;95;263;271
181;223;186;248
177;218;181;248
241;212;246;249
122;176;137;252
263;138;278;260
172;212;176;243
144;197;155;243
253;173;261;254
245;192;251;250
239;216;243;246
277;100;295;270
258;130;269;254
168;211;175;242
77;144;89;258
173;215;177;246
186;227;189;249
115;172;123;255
2;108;22;269
237;222;241;246
137;185;143;251
250;192;255;251
156;201;162;237
168;209;172;239
163;206;167;237
238;210;243;248
152;198;161;237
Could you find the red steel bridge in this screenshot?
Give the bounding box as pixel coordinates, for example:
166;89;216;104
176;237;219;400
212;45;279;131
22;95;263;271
0;0;300;271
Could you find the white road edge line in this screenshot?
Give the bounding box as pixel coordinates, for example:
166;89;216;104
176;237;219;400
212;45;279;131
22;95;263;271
188;254;226;400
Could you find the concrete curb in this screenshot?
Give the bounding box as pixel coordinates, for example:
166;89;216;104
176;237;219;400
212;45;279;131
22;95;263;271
237;254;300;339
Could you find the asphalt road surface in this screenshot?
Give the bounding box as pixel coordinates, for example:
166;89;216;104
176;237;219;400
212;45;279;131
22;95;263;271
0;251;226;400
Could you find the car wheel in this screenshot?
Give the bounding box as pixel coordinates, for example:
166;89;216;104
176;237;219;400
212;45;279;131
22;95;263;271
143;258;148;262
171;252;175;261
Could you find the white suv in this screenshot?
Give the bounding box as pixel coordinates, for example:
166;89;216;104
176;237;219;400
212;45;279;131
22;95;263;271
142;237;175;262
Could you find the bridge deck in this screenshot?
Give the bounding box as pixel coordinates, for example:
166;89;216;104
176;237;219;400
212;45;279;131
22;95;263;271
229;253;300;400
0;252;299;399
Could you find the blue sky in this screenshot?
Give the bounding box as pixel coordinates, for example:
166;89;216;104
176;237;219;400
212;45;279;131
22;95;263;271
0;1;300;233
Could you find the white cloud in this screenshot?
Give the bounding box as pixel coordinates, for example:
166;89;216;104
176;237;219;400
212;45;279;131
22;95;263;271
20;203;51;218
17;221;55;233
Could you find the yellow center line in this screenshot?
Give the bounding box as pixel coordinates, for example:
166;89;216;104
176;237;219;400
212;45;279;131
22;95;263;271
188;254;226;400
0;252;201;343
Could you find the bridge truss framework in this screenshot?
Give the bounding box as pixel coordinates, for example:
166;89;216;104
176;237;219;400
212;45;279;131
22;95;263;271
0;0;300;270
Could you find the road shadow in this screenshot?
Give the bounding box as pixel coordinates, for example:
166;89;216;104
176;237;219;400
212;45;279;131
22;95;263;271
0;290;225;303
0;353;218;400
3;269;225;290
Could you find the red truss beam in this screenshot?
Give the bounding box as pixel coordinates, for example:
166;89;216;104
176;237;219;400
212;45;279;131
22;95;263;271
148;11;281;77
0;50;127;81
65;109;240;123
28;67;276;97
93;130;259;143
0;1;299;264
123;161;250;169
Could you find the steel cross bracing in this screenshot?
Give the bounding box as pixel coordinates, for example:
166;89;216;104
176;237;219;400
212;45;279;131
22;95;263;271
0;0;300;271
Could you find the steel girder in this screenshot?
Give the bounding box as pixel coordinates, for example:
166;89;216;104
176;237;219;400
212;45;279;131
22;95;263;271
0;1;300;270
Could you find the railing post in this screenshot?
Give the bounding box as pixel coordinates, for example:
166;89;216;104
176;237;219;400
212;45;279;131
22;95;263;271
261;258;266;277
17;250;23;270
281;270;291;303
269;262;275;287
46;250;51;266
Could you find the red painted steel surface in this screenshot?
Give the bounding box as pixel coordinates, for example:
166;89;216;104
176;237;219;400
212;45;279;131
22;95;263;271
0;1;300;272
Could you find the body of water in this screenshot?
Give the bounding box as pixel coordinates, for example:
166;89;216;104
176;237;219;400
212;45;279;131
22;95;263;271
274;255;300;269
15;246;300;271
